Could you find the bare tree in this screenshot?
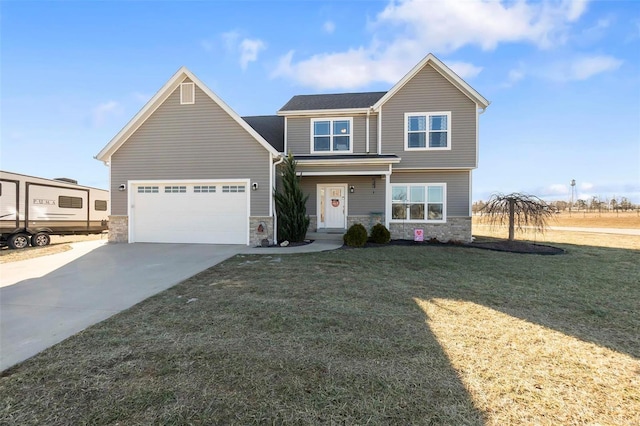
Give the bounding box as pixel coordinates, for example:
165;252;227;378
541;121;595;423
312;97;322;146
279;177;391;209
482;192;553;241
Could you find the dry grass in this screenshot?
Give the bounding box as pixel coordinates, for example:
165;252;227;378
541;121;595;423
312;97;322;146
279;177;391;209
473;224;640;250
0;233;107;263
551;211;640;229
1;241;638;425
418;298;639;425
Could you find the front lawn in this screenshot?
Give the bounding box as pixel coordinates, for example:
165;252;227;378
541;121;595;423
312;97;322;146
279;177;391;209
1;244;639;425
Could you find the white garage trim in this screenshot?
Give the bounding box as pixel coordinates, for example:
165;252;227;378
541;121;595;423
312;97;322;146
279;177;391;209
128;178;251;245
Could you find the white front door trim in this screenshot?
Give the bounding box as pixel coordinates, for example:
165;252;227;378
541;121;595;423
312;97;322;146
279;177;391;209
316;183;348;229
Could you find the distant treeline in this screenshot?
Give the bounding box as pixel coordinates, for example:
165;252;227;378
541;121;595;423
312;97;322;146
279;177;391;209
473;196;637;214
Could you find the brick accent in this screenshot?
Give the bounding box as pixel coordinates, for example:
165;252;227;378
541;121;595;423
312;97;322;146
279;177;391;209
250;216;274;246
108;215;128;243
388;217;472;243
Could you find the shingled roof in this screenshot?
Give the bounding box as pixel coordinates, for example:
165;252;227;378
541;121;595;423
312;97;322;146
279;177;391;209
242;115;284;152
279;91;387;112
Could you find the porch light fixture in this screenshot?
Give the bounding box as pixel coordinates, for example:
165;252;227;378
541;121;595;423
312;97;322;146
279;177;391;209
349;185;355;193
251;182;259;191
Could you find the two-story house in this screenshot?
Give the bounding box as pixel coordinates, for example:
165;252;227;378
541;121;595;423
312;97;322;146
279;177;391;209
95;54;489;246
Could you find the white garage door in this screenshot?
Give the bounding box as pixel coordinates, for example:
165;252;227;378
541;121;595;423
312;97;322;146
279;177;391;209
131;181;248;244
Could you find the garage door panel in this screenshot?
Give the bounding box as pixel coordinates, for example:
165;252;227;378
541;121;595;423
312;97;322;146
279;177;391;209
132;182;248;244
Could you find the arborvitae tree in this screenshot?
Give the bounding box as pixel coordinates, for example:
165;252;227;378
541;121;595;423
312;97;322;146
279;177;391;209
274;153;310;242
482;192;553;241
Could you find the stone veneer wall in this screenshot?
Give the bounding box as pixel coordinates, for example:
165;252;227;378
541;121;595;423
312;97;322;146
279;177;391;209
249;216;274;246
108;215;129;243
389;217;472;243
347;214;384;231
308;216;318;232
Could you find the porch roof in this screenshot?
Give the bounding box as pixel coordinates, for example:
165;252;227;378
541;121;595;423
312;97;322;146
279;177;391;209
295;155;400;176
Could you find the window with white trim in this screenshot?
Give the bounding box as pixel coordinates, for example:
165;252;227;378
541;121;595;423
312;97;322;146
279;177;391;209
137;186;159;193
311;118;352;153
405;112;451;150
222;185;245;193
194;185;216;193
391;184;445;222
180;82;195;105
164;186;186;193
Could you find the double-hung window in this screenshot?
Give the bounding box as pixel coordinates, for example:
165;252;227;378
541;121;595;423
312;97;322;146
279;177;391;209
391;184;446;222
311;118;352;153
405;112;451;150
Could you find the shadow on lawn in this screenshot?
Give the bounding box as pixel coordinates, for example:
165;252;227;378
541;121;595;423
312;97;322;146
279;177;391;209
397;243;640;361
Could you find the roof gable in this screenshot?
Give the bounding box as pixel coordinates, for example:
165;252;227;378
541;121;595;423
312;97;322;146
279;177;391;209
95;67;279;162
373;54;489;110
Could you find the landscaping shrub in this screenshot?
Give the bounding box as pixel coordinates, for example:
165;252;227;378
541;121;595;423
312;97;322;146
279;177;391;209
370;223;391;244
343;223;368;247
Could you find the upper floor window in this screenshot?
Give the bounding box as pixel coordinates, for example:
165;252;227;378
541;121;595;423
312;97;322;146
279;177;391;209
311;118;352;153
405;112;451;151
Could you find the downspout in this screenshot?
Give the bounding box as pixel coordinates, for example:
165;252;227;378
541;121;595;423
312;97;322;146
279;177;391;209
365;109;370;153
272;154;286;245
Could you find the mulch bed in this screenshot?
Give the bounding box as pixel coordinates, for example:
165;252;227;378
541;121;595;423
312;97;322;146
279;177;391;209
344;238;565;255
261;237;564;255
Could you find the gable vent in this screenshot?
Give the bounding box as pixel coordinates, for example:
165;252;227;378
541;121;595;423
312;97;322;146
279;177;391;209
180;82;195;105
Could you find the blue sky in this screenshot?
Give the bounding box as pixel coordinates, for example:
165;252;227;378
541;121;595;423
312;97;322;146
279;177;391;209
2;0;639;204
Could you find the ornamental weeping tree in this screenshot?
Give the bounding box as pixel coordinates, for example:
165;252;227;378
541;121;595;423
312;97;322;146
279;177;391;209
482;193;553;241
274;153;310;242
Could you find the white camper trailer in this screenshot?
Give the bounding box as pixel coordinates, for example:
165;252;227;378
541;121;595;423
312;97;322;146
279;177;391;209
0;171;109;249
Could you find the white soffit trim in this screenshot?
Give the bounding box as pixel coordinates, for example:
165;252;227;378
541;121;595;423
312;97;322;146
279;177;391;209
296;158;401;166
372;53;490;110
95;67;279;162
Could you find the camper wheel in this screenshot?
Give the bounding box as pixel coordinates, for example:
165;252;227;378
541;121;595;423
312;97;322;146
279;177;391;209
31;232;51;247
8;234;30;250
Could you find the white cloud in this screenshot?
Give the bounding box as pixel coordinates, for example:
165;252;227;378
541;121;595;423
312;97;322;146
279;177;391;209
200;39;214;52
323;20;336;34
544;55;623;81
221;31;266;70
446;61;484;80
569;55;623;80
222;31;240;51
239;38;266;70
92;101;122;127
272;0;591;90
131;92;150;103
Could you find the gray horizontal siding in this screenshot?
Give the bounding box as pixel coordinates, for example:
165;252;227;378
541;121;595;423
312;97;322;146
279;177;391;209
286;115;378;155
390;170;470;217
111;84;271;216
299;175;386;216
381;64;477;168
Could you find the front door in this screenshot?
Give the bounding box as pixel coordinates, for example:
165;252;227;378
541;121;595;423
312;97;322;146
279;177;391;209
322;185;346;229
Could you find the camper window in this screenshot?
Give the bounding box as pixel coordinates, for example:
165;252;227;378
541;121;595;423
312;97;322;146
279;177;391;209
59;196;83;209
95;200;108;211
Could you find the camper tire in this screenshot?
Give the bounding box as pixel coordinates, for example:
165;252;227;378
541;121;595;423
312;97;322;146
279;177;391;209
8;234;30;250
31;232;51;247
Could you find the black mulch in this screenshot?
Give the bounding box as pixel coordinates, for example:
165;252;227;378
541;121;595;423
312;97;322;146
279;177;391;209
343;238;565;255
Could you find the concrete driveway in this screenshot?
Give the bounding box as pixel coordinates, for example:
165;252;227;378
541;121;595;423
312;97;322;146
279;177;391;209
0;242;244;371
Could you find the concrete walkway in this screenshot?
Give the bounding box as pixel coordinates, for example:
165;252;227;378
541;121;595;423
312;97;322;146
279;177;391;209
242;240;343;254
0;242;245;371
